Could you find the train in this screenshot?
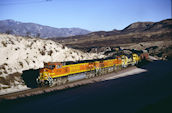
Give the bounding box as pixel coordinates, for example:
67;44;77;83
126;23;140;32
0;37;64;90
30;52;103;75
36;51;149;86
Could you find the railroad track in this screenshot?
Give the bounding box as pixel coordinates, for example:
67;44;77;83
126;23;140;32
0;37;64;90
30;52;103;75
0;66;137;101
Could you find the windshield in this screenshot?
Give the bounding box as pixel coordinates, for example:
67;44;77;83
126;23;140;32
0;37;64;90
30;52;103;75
44;65;55;70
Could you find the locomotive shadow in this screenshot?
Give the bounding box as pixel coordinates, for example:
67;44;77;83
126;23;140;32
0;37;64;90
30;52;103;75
21;69;39;88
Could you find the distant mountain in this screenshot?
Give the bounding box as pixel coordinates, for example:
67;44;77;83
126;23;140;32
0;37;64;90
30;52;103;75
0;19;90;38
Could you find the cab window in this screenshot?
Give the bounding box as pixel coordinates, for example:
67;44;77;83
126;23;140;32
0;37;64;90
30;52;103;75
56;65;61;69
49;65;55;70
44;65;55;70
44;65;49;69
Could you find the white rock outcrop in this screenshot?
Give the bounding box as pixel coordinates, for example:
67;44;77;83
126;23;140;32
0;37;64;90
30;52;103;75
0;34;104;78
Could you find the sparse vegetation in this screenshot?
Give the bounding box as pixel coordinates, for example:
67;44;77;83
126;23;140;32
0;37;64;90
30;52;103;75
1;41;7;47
40;50;46;55
0;63;8;70
26;31;31;37
0;72;23;89
5;30;13;34
19;62;23;68
36;33;40;38
48;50;53;56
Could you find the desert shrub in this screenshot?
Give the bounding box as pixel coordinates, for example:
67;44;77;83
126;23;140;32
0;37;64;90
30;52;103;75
5;30;13;34
0;63;7;70
43;45;46;50
40;50;45;55
25;60;29;65
9;39;14;45
55;49;59;52
1;41;7;47
4;70;7;74
19;62;23;68
48;50;53;56
0;77;9;85
62;45;65;49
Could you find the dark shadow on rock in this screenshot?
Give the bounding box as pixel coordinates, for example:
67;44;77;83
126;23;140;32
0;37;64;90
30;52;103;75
21;69;39;88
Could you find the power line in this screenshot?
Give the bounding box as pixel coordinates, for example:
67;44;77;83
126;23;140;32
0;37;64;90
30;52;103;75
0;0;52;6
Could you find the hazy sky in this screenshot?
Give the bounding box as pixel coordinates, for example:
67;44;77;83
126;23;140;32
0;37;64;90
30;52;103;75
0;0;171;31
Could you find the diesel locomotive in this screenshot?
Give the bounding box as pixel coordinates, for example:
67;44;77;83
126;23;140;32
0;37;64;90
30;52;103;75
37;52;148;86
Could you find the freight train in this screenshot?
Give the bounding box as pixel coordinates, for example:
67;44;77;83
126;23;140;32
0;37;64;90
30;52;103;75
36;51;149;86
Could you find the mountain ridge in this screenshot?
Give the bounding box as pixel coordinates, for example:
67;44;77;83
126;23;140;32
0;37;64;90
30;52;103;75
0;19;90;38
50;18;172;48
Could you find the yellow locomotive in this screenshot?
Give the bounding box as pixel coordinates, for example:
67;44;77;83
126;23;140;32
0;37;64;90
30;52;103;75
37;52;146;86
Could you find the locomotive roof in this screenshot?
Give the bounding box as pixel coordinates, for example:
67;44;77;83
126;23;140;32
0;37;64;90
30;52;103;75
44;54;141;66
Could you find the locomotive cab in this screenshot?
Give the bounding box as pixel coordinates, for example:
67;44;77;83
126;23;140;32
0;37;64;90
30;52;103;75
132;53;140;64
37;62;63;86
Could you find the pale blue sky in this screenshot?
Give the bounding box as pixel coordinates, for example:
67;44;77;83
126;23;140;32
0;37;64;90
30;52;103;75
0;0;171;31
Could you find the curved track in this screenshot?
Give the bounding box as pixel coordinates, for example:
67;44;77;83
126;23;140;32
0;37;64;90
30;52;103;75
0;66;137;100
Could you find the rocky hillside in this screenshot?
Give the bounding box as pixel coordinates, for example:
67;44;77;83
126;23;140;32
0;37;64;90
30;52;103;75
51;19;172;59
0;34;104;90
0;19;90;38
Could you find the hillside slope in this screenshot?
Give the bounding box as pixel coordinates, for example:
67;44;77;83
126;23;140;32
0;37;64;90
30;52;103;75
53;19;172;47
0;34;104;90
51;19;172;59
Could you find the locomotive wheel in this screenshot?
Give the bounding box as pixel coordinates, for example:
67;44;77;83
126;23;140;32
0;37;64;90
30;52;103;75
114;65;117;71
56;78;62;85
104;68;107;74
48;77;53;86
102;68;105;74
92;71;96;77
119;65;122;70
96;69;101;76
61;77;67;84
105;68;108;74
89;71;95;78
89;72;92;78
86;72;91;78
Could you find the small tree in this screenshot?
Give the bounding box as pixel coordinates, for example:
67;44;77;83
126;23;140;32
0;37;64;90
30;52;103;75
36;33;40;38
5;30;13;34
26;31;31;37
